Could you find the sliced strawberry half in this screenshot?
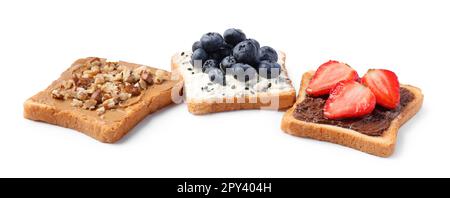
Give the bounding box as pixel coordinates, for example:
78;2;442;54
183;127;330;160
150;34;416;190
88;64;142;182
324;81;376;119
306;60;359;96
361;69;400;109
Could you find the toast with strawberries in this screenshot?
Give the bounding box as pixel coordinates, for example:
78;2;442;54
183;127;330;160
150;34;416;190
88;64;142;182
281;61;423;157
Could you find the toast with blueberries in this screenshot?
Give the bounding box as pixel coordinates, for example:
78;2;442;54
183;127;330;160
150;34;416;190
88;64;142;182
281;61;423;157
171;28;296;115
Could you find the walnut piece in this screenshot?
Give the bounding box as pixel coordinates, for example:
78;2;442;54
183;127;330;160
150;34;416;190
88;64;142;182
139;78;147;90
83;99;97;110
141;70;154;85
71;99;83;107
62;80;75;89
154;70;166;84
50;58;160;116
102;98;116;110
96;106;106;115
91;89;102;103
51;89;64;100
124;84;141;96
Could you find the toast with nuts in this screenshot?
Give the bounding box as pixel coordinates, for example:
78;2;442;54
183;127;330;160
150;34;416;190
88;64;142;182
171;51;296;115
24;57;178;143
281;71;423;157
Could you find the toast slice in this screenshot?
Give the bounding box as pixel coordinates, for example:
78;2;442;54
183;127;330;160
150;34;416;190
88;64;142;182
281;71;423;157
171;51;296;115
24;57;179;143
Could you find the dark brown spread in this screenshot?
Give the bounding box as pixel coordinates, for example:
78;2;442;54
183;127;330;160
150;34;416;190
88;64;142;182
293;87;414;136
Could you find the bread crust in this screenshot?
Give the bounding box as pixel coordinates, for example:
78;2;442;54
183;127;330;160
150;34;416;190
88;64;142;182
281;71;424;157
24;57;178;143
171;51;296;115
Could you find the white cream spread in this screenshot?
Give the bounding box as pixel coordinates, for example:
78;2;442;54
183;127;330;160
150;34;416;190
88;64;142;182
174;51;295;100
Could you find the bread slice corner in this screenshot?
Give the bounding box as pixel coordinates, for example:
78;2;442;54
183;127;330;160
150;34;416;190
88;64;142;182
281;71;424;157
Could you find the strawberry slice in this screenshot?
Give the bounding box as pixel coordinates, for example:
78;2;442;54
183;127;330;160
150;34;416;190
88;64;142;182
361;69;400;109
306;60;359;96
324;81;376;119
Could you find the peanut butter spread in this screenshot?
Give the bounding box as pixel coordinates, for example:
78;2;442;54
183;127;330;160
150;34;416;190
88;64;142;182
31;57;173;121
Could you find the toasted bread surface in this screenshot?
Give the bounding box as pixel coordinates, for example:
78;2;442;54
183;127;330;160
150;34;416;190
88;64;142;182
281;71;423;157
24;57;178;143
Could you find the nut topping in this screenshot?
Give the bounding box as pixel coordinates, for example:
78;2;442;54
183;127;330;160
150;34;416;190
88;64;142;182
96;106;106;115
83;99;97;110
141;70;154;85
91;89;103;103
76;77;93;88
102;98;116;110
124;84;141;96
139;78;147;90
154;70;167;84
50;58;160;115
51;89;64;99
71;99;83;107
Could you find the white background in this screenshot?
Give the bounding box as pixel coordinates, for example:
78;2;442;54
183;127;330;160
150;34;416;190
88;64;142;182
0;0;448;178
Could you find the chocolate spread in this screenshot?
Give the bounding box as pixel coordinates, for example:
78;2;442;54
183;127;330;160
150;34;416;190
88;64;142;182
293;87;414;136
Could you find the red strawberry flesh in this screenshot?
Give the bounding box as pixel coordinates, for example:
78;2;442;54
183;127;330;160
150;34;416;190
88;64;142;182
324;81;376;119
306;60;359;96
361;69;400;109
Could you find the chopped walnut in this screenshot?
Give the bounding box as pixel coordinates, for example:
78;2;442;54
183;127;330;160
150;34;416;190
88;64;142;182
51;89;64;99
50;58;159;116
101;82;118;94
141;70;154;85
132;71;141;82
76;77;93;88
118;92;131;101
83;99;97;110
102;98;116;110
122;69;131;83
90;58;101;67
102;64;115;73
117;65;127;72
63;89;76;100
76;87;88;100
82;70;95;79
62;80;75;89
91;89;102;103
124;84;141;96
102;93;112;101
113;72;123;81
96;106;106;115
154;70;166;84
94;74;105;84
71;99;83;107
91;65;100;74
139;78;147;90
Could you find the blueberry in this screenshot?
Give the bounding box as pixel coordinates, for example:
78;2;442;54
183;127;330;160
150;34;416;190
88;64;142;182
192;41;202;52
200;32;224;52
223;28;247;46
259;46;278;62
247;38;260;50
207;68;225;85
223;42;234;49
202;59;219;73
191;48;208;67
218;44;232;57
230;63;257;82
220;56;237;71
232;40;259;65
258;60;281;79
209;44;232;61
